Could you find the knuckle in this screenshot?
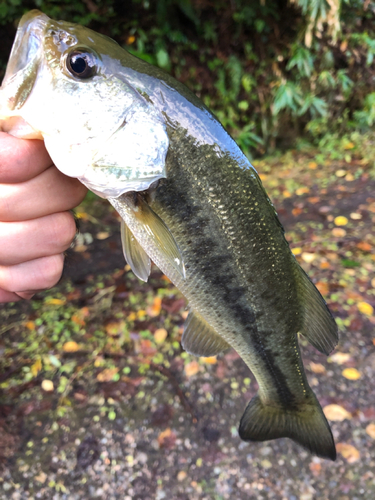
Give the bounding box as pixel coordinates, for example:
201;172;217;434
50;212;78;251
41;254;65;288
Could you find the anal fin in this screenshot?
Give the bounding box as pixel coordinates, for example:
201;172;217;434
297;268;338;355
121;220;151;282
182;310;230;357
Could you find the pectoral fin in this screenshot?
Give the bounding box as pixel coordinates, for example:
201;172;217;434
121;220;151;282
182;310;230;357
128;192;186;280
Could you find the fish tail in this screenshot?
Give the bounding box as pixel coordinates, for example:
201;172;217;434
239;393;336;461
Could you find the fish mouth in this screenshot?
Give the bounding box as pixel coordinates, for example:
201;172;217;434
3;10;49;86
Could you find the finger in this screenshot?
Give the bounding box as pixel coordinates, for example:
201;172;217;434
0;166;88;222
0;288;23;302
0;211;77;266
0;254;65;293
0;133;52;183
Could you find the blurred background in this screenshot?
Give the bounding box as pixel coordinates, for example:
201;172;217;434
0;2;375;499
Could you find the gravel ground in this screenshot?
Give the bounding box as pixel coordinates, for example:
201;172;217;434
1;154;374;499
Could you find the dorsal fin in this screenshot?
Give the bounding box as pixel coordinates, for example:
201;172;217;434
297;268;338;355
121;219;151;282
182;310;230;357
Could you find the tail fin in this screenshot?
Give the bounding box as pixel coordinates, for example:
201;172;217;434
239;393;336;461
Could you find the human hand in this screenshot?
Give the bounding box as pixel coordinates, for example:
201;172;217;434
0;133;88;302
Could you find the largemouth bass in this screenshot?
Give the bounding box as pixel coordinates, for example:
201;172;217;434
0;10;338;460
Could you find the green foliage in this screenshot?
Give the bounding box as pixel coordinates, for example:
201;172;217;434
1;0;375;153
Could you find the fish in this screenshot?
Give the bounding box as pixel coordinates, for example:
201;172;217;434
0;10;338;460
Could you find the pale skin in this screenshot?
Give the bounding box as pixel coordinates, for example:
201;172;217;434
0;133;87;302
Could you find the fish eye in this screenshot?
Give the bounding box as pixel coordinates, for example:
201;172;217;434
66;49;97;79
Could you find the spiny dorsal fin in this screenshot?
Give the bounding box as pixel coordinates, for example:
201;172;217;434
130;192;186;280
182;310;230;357
297;268;338;355
121;219;151;282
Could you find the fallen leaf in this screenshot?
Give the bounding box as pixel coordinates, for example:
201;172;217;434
147;296;162;317
24;321;36;331
308;161;318;170
97;368;119;382
292;247;302;256
177;471;187;481
96;232;110;240
335;169;347;177
334;216;348;226
296;187;309;195
356;241;371;252
315;282;329;295
328;352;351;365
301;252;315;263
105;321;126;336
157;428;176;449
342;367;361;380
62;341;80;353
366;423;375;439
336;443;360;463
45;297;66;305
31;358;42;377
358;301;374;317
323;404;352;421
154;328;168;343
309;362;326;374
332;227;346;237
309;460;321;476
34;471;47;484
184;360;200;377
201;356;217;364
41;380;54;392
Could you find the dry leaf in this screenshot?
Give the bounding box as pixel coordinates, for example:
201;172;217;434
296;187;309;195
154;328;168;343
41;380;54;392
358;301;374;317
323;404;352;421
177;471;187;481
24;321;36;331
96;232;110;240
31;358;42;377
334;216;348;226
45;297;66;305
332;227;346;237
309;460;321;476
310;362;326;374
315;282;329;296
292;247;302;256
97;368;119;382
62;341;80;353
342;368;361;380
147;297;162;317
301;252;315;263
201;356;217;364
366;423;375;439
328;352;351;365
336;443;360;463
308;161;318;170
184;360;200;377
157;428;177;449
105;321;125;336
